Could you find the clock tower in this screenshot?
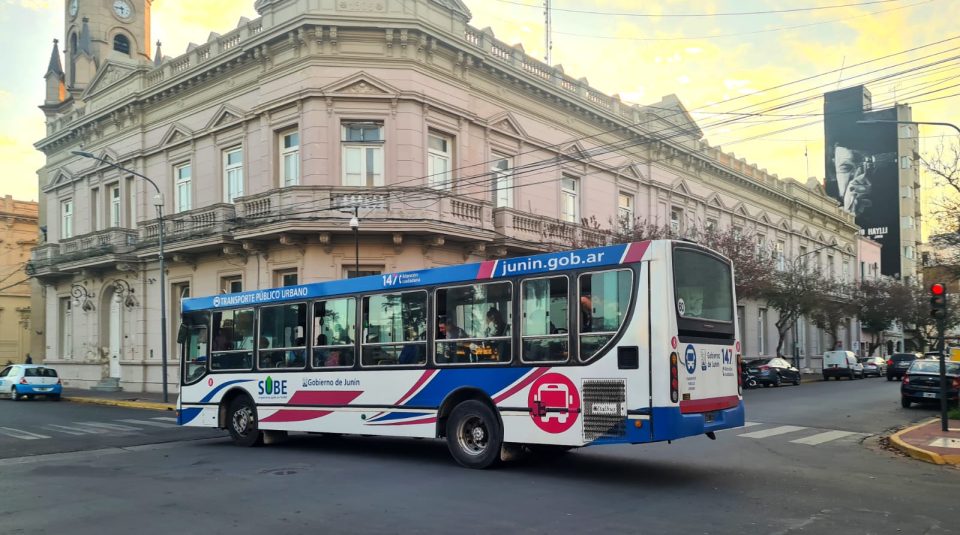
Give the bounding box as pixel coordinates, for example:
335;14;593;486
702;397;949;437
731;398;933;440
63;0;152;92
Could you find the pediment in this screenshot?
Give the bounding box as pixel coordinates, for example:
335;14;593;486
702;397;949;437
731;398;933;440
732;202;750;217
159;122;194;148
82;60;137;98
652;94;703;140
487;111;528;139
671;178;691;196
620;163;645;183
802;226;813;238
323;72;399;96
47;169;74;189
705;193;725;209
757;212;772;225
204;104;246;131
779;219;791;231
560;141;590;162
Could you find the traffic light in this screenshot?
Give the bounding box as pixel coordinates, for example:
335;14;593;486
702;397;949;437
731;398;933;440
930;282;948;320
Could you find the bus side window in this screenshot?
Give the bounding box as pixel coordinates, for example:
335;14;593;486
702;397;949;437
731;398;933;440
578;269;632;361
210;308;255;371
258;303;307;370
312;298;356;368
362;291;427;366
520;276;569;363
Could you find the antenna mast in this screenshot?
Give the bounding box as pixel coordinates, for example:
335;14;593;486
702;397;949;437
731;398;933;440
544;0;552;65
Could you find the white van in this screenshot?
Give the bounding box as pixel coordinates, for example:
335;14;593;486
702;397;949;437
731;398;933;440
823;350;863;380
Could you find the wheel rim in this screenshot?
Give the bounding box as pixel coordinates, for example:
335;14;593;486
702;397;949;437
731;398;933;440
232;405;254;437
456;415;489;457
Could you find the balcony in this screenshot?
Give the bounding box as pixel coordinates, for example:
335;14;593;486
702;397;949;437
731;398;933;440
231;186;495;242
53;228;139;272
493;208;609;251
27;243;62;278
138;203;237;255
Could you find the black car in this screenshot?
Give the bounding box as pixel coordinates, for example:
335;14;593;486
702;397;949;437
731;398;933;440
886;353;920;381
746;357;801;387
900;360;960;408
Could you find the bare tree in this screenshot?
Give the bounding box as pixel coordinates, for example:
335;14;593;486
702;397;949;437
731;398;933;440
921;142;960;274
809;279;859;350
765;263;827;357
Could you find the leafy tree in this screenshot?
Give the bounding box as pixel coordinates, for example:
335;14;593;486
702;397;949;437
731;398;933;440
765;263;826;356
858;278;910;356
921;142;960;275
809;279;859;350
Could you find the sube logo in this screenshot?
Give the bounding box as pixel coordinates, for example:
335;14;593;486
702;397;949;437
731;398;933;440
258;376;288;396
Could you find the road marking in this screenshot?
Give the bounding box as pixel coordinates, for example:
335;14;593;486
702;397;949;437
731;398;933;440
738;425;807;439
790;430;859;446
42;424;98;436
152;417;178;423
0;427;51;440
74;421;142;432
117;419;177;428
743;421;763;428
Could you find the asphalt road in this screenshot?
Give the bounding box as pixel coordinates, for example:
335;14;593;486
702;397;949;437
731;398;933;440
0;377;956;535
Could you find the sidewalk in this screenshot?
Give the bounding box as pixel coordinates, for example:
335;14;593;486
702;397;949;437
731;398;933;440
62;388;176;412
889;418;960;465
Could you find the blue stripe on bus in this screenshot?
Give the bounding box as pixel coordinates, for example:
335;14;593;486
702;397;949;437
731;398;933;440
179;407;204;425
366;411;434;423
403;367;534;407
200;379;254;403
182;243;633;311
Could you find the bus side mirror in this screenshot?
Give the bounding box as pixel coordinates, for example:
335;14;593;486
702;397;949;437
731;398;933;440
177;324;189;344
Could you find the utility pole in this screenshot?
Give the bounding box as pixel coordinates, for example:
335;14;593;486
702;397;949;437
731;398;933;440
544;0;552;65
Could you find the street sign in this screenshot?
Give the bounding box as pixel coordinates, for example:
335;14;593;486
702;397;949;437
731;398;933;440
950;347;960;363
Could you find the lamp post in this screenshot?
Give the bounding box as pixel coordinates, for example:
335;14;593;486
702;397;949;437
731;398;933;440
71;151;169;403
793;242;840;269
349;207;359;278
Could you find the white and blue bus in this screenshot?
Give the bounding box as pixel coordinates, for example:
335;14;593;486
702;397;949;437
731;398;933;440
177;240;745;468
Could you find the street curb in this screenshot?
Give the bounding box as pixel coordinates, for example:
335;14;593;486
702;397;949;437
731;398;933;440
888;419;960;466
63;396;175;412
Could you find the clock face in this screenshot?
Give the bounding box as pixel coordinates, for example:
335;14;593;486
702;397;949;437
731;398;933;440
68;0;78;17
112;0;132;19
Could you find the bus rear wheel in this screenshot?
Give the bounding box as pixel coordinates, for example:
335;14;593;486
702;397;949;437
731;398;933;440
227;396;263;447
445;400;502;469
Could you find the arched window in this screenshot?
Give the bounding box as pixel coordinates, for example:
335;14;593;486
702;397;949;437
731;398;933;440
113;34;130;55
70;33;78;56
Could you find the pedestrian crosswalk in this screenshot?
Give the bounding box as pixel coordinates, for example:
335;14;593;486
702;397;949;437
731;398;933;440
731;421;869;447
0;418;180;441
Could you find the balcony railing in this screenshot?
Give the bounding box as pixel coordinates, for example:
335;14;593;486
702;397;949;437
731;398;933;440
58;228;138;256
493;208;608;249
233;186;493;233
140;203;236;242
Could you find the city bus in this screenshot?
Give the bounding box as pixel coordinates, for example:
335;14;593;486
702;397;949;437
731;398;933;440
176;240;745;468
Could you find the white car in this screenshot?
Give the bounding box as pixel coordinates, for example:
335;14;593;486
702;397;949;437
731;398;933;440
0;364;63;400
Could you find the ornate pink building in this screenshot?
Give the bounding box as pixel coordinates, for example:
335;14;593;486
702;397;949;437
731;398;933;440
31;0;859;391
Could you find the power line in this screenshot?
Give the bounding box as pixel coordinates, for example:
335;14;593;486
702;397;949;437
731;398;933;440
542;0;933;42
490;0;906;17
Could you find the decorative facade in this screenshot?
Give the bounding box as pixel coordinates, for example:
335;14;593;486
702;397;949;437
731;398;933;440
0;196;38;365
32;0;861;391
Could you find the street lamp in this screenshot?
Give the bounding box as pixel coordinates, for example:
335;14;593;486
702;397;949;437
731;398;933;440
349;207;359;279
71;150;170;403
857;119;960;137
793;242;840;269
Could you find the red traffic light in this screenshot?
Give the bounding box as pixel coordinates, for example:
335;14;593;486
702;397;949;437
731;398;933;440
931;283;946;296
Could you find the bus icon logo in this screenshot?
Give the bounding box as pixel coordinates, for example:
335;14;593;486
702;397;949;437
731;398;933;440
685;344;697;374
527;373;581;434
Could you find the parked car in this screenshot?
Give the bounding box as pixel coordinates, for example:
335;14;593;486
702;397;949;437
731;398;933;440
0;364;63;401
886;353;920;381
823;350;863;380
859;356;887;378
900;360;960;408
746;357;801;387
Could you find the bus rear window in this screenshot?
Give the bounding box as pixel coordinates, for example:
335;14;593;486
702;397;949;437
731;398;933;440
673;248;733;323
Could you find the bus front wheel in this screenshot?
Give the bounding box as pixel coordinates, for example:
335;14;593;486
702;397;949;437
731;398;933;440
445;400;502;469
227;396;263;447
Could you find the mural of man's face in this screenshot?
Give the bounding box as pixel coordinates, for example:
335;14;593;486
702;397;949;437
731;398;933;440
834;146;860;195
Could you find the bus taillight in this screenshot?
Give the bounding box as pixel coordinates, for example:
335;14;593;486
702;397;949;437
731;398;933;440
670;352;679;403
736;353;742;395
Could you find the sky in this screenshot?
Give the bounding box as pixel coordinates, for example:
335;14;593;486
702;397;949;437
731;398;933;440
1;0;958;237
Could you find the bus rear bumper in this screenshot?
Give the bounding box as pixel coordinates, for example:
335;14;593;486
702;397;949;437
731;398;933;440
650;400;745;442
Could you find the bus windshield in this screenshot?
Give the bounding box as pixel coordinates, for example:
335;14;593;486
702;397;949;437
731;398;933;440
673;248;733;323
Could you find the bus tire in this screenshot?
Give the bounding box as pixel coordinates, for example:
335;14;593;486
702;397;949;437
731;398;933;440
445;400;502;469
226;395;263;447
